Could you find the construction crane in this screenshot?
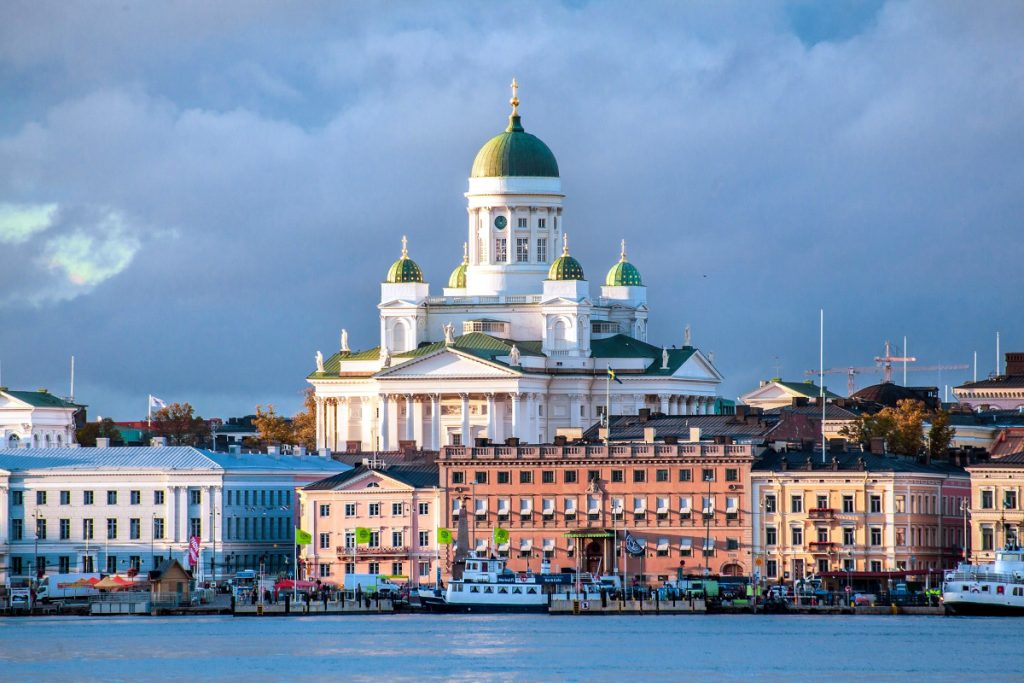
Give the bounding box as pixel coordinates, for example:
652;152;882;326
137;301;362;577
806;341;969;395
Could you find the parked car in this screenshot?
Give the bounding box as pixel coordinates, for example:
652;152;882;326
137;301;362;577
853;593;876;606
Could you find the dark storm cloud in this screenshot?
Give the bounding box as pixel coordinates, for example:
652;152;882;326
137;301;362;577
0;0;1021;418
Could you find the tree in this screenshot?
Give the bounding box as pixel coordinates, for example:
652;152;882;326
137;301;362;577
291;388;317;451
253;404;293;446
76;418;122;446
839;399;925;455
928;410;955;459
151;402;210;446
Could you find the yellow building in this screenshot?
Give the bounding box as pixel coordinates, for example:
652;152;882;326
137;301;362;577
751;451;969;589
966;453;1024;563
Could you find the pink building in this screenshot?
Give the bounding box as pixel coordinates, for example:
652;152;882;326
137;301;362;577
296;464;442;585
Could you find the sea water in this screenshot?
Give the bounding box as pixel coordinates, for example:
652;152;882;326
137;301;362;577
0;614;1019;681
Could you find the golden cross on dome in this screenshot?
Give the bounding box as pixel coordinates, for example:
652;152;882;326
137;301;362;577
510;78;520;115
401;235;409;258
562;232;569;255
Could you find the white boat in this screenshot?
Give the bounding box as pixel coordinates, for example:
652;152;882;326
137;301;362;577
942;544;1024;616
419;553;574;613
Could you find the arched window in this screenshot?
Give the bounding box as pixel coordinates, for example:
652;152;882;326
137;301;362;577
552;319;568;350
56;434;63;446
7;434;18;448
391;320;410;353
44;434;51;447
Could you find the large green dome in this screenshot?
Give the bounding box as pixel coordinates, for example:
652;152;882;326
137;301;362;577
548;235;585;281
605;240;643;286
471;115;560;178
385;236;424;283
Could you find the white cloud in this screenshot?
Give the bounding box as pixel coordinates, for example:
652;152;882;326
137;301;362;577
42;209;139;290
0;202;57;244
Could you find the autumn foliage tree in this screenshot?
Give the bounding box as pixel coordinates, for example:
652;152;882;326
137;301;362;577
252;405;293;446
840;399;927;455
290;388;317;451
928;409;955;459
76;418;122;447
151;402;210;446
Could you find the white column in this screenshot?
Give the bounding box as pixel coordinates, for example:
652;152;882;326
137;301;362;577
405;395;415;443
337;398;349;450
361;397;374;451
315;397;325;450
510;393;521;440
430;394;441;450
486;393;496;441
177;487;188;544
413;397;425;449
0;486;8;550
526;393;537;443
379;394;390;451
201;486;212;543
659;394;670;415
569;394;580;429
460;393;471;446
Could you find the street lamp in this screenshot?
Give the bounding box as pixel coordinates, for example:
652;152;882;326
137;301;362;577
32;511;45;578
959;498;970;563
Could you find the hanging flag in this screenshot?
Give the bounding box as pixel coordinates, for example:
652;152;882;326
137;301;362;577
295;528;313;545
437;527;453;545
624;531;644;557
607;366;623;384
149;395;167;409
188;535;201;567
493;527;509;545
355;527;372;544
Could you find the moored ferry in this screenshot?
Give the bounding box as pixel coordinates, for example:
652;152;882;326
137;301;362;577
420;553;573;613
943;544;1024;616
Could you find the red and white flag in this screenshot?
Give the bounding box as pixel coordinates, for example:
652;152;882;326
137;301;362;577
188;535;201;567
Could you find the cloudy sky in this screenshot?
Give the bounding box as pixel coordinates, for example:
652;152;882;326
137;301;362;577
1;1;1021;421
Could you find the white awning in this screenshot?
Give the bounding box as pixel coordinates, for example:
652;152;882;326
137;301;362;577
542;498;555;513
633;496;646;513
543;538;555;551
611;497;623;514
680;497;692;513
588;496;601;512
657;538;669;551
498;543;510;552
474;498;487;513
656;497;669;513
564;498;577;512
520;498;533;513
679;538;693;550
702;496;715;514
497;498;510;513
520;538;533;551
726;497;738;513
703;538;715;551
475;539;488;551
452;499;462;513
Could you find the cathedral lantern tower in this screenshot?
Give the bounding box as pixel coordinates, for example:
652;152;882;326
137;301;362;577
464;79;564;296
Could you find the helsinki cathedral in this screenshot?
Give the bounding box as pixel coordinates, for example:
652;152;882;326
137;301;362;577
309;82;722;452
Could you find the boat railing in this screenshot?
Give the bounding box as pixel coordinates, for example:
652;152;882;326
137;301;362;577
944;569;1024;585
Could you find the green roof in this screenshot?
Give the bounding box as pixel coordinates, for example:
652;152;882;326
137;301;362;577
590;335;697;375
1;389;82;409
605;260;642;286
470;114;559;178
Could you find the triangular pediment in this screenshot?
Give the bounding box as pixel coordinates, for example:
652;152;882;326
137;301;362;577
329;470;415;492
674;350;724;382
0;393;32;410
376;348;520;379
541;296;591;306
740;382;803;404
378;299;423;309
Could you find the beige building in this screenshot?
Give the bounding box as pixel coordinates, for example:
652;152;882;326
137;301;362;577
751;451;969;588
740;379;838;411
966;453;1024;563
297;464;442;585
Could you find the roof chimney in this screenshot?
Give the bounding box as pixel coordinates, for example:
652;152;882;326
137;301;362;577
643;426;656;444
1005;352;1024;376
95;437;110;449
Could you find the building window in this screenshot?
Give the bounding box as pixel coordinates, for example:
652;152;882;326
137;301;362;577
870;560;882;572
107;518;118;540
520;471;533;484
655;469;669;483
130;490;141;505
10;518;23;540
516;238;529;262
59;556;71;573
391;531;404;547
188;490;201;505
725;469;738;482
417;502;429;515
107;490;117;505
451;471;465;485
765;527;777;546
791;527;803;546
474;471;488;485
702;469;715;482
82;519;94;540
894;495;905;513
319;563;331;578
1005;491;1018;510
319;504;331;517
60;490;70;505
320;533;331;549
497;471;510;484
536;238;547;261
542;470;555;484
36;490;47;505
766;559;778;578
154;490;164;505
154;518;165;540
842;495;855;513
345;503;357;517
816;495;828;509
189;518;201;539
764;495;777;513
538;218;547;229
816;527;829;543
130;518;141;540
564;470;578;484
391;502;403;516
870;527;882;546
392;562;403;576
107;555;117;574
633;469;647;483
726;538;739;551
981;526;994;551
495;238;507;262
344;562;355;575
419;561;430;577
611;470;624;483
869;495;882;513
84;491;94;505
368;561;380;575
11;557;22;575
790;495;803;513
36;518;47;540
368;503;380;517
517;217;528;229
59;518;70;540
419;531;430;547
843;527;855;545
344;531;355;549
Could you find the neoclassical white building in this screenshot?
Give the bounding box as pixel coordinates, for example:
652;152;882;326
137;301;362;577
309;84;722;452
0;388;81;448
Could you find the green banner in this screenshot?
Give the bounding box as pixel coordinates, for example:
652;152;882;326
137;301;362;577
437;527;453;545
295;528;313;545
493;527;509;545
355;527;372;544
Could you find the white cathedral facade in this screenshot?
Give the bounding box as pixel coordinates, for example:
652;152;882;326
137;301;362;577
309;83;722;452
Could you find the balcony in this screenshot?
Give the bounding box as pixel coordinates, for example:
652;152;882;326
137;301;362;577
808;541;836;553
336;546;409;557
808;508;836;520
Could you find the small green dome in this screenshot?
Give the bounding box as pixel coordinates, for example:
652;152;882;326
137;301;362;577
448;242;468;288
385;236;424;284
547;234;585;281
605;240;643;286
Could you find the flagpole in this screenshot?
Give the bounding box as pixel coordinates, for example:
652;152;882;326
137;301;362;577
147;394;152;429
293;523;298;604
